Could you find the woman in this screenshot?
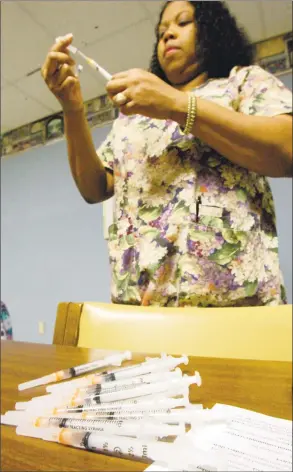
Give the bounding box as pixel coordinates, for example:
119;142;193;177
42;1;292;307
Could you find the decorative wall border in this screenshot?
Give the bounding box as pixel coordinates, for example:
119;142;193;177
1;94;117;157
257;32;292;75
1;32;292;158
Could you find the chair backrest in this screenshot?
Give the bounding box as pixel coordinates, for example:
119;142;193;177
53;302;292;361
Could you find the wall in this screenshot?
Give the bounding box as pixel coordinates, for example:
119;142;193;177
1;73;292;343
269;177;292;304
278;71;292;90
268;72;292;304
1;126;112;344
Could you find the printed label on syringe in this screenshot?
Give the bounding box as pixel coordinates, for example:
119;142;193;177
84;379;183;405
85;407;173;419
69;360;105;377
45;417;125;432
91;379;152;396
83;382;155;406
66;394;170;412
103;373;116;382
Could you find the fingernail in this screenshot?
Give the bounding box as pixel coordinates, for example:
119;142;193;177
65;33;73;39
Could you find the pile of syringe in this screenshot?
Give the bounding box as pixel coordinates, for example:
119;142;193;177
1;351;224;470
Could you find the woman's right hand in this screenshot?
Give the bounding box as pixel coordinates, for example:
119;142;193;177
41;34;84;112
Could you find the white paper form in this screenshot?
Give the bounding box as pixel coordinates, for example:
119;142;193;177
190;404;292;471
145;404;292;472
145;465;171;472
144;427;226;472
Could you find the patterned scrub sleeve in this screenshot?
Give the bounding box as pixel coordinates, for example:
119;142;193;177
97;120;117;172
236;65;293;117
1;302;13;340
235;66;292;304
97;119;118;238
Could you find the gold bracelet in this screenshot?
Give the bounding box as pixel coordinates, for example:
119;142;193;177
182;92;197;135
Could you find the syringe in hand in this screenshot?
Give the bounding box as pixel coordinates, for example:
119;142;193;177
64;43;112;81
55;37;112;81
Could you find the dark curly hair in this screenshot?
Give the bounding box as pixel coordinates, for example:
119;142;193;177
150;0;255;82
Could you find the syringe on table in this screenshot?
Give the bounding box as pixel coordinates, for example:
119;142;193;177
18;351;131;391
17;368;183;411
15;371;201;413
2;349;228;471
45;353;189;393
15;426;225;470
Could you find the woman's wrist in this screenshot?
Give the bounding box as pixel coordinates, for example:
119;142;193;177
62;101;85;115
169;90;189;126
63;106;87;129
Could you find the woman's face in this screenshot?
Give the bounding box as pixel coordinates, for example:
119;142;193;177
157;1;198;85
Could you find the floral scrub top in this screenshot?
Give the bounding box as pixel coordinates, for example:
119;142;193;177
98;66;292;307
1;302;13;340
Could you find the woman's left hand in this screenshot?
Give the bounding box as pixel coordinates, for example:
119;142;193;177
106;69;187;120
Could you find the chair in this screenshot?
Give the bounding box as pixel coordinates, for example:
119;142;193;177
53;302;292;361
53;302;83;346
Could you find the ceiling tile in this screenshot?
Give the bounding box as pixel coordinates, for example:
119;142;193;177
226;0;265;43
8;61;109;120
20;1;148;48
260;1;293;39
84;19;155;76
1;0;292;133
1;76;8;89
1;2;52;82
1;85;52;133
140;1;164;18
15;73;62;113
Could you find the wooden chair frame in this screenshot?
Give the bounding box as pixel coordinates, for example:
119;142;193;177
53;302;83;346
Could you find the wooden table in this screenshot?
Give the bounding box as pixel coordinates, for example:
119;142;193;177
1;341;292;471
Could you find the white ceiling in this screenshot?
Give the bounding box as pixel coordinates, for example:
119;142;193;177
1;0;292;134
